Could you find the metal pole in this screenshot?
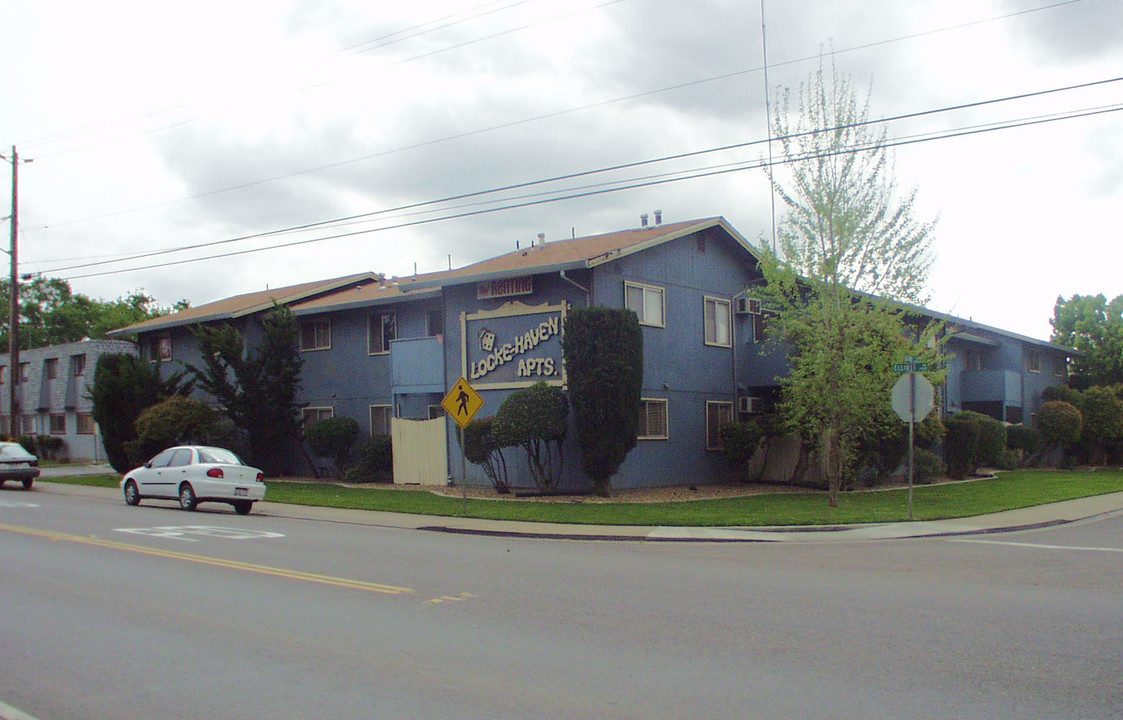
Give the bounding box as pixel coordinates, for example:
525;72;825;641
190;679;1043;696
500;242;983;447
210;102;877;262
907;371;915;521
8;146;19;439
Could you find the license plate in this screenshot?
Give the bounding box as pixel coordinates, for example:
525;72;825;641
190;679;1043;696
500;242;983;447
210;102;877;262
235;487;248;497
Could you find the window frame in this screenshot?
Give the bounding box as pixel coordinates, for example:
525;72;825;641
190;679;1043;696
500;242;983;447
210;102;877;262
1027;351;1042;374
703;296;732;348
706;401;734;451
49;413;66;435
300;318;332;352
624;281;666;328
367;312;397;355
637;398;669;440
45;358;59;380
76;412;96;435
301;406;334;428
426;308;444;338
369;404;393;436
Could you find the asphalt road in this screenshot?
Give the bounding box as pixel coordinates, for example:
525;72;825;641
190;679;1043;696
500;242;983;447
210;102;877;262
1;484;1121;719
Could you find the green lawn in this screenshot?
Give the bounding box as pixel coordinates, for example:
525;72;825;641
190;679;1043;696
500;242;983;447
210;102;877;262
46;468;1123;526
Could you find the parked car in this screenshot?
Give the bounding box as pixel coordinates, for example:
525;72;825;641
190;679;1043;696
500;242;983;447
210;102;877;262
120;445;266;515
0;442;40;490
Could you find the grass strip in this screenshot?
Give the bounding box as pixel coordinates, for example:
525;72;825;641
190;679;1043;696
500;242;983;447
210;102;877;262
45;469;1123;526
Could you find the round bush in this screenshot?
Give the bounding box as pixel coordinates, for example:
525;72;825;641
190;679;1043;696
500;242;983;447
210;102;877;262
343;434;393;483
912;447;945;484
1035;400;1083;447
304;417;361;473
944;414;980;480
1005;424;1043;455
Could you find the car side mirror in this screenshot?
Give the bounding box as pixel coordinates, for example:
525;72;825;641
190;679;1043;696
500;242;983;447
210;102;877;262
144;462;153;469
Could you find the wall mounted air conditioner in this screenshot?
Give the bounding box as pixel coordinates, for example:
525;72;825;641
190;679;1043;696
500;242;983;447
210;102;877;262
734;297;762;315
738;396;764;414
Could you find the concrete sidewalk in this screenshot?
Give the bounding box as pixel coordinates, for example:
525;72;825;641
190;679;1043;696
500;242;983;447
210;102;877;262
32;474;1123;543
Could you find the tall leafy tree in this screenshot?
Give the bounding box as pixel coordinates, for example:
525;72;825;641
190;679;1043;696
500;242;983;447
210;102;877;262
186;305;304;475
561;306;643;497
1050;294;1123;389
762;60;939;506
0;276;187;350
90;353;191;473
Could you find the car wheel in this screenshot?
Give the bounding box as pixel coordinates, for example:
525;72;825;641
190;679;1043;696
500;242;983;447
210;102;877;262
123;480;141;506
179;483;198;511
21;478;33;490
233;500;253;515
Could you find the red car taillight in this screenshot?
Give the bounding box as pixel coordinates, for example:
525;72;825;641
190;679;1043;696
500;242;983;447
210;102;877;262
256;472;264;482
29;460;38;467
206;467;225;478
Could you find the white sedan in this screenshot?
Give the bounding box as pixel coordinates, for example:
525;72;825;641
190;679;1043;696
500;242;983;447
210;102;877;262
121;446;266;515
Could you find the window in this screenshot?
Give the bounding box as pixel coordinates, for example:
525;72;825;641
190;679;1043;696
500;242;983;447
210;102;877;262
625;282;665;327
73;353;89;375
168;448;193;467
704;297;731;347
147;338;170;363
368;312;396;354
77;413;95;435
1027;352;1041;373
0;416;8;435
22;414;37;434
638;398;669;440
426;308;443;337
706;401;734;451
49;414;66;435
300;318;331;351
0;366;5;384
302;407;334;427
149;448;177;467
18;363;29;383
1054;356;1067;377
370;405;393;436
427;405;444;420
964;348;982;372
45;358;59;379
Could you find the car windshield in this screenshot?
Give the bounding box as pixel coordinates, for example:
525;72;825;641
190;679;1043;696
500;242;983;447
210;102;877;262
198;448;243;465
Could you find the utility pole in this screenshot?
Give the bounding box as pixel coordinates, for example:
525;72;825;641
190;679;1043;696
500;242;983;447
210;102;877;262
4;146;23;437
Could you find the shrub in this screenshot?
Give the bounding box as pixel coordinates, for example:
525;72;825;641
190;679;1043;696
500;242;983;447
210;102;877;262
944;414;980;480
1042;384;1084;410
1035;400;1083;448
954;411;1006;466
126;396;229;466
1078;386;1123;465
304;417;361;477
462;417;510;493
493;382;569;492
912;447;945;484
995;448;1021;471
1005;424;1043;455
718;422;765;480
342;434;393;483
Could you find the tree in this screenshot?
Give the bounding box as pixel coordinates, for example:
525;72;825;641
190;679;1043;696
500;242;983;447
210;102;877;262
492;382;568;492
762;60;939;506
90;353;191;473
462;416;511;493
1035;400;1083;453
561;306;643;497
186;305;304;475
1077;386;1123;465
127;395;236;466
0;276;187;350
1050;294;1123;389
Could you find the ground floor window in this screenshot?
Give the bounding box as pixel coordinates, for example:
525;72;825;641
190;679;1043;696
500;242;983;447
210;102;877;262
706;401;734;451
638;398;669;440
22;415;38;435
77;412;96;435
49;414;66;435
302;407;334;428
427;405;443;420
370;405;393;436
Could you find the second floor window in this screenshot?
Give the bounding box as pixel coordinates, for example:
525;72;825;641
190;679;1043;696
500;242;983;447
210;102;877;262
300;318;331;351
625;282;665;327
704;297;731;347
148;337;170;363
638;398;669;440
45;358;59;379
368;312;396;355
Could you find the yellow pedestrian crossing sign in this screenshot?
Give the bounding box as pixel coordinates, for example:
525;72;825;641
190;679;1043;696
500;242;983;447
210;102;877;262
442;376;484;429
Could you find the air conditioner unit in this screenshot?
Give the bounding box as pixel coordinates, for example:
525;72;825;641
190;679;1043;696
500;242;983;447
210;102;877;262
738;396;764;414
734;297;761;315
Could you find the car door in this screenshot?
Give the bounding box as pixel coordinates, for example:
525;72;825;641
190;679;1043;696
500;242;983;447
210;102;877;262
138;448;179;498
160;448;195;497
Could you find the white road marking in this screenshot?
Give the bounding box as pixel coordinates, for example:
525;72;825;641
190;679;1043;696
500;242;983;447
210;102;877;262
948;538;1123;553
0;502;39;508
114;525;285;542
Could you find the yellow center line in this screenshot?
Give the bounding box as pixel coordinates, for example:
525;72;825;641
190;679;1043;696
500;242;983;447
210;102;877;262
0;521;413;596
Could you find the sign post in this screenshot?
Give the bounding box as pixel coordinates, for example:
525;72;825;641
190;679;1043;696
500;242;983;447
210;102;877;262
442;377;485;511
891;362;935;521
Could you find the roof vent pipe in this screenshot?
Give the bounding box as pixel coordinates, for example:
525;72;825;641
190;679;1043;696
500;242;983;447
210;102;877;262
640;213;649;228
654;209;663;225
538;232;546;246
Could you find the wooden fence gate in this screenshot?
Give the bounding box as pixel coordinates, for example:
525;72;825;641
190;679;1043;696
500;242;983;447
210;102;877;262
391;417;448;486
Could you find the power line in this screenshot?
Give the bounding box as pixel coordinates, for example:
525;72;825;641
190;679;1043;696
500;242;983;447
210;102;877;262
55;100;1123;281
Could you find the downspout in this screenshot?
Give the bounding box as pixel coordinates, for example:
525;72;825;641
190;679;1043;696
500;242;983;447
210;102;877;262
559;270;590;306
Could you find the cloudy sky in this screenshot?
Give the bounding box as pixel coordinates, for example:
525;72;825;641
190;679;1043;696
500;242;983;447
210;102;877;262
2;0;1120;340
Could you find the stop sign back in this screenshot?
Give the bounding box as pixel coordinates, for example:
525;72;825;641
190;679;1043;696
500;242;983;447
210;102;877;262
891;373;935;423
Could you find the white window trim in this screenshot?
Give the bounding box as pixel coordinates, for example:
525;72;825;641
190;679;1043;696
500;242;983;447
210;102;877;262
704;296;732;348
368;312;397;356
638;398;669;440
302;406;334;427
369;404;393;436
625;281;666;328
706;401;734;451
300;318;332;352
